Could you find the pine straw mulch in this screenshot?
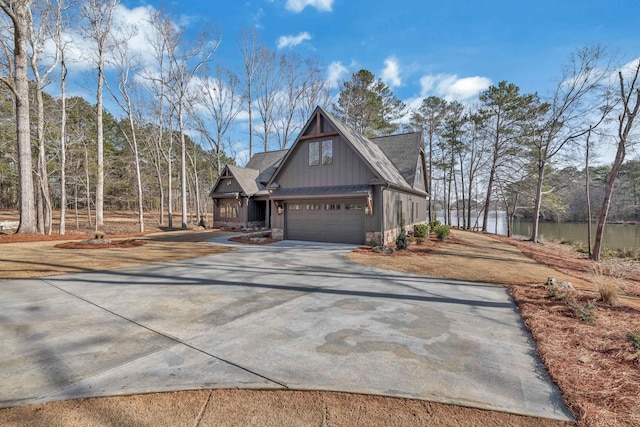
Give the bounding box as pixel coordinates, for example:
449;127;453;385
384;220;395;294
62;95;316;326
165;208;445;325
512;285;640;427
352;234;463;256
494;235;640;298
54;239;147;250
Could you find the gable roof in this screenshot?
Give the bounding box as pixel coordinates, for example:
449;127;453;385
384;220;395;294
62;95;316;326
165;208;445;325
227;165;260;195
370;132;423;187
210;150;288;198
269;107;416;192
245;149;288;185
320;108;410;188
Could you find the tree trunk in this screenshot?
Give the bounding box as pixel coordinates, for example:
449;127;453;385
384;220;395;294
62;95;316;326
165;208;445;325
59;55;67;235
178;104;187;229
96;57;104;228
585;128;592;257
529;158;546;242
8;1;37;234
593;146;624;260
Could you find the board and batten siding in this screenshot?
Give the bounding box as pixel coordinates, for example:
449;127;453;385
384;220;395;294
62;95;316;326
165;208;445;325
212;177;243;194
274;135;377;188
383;189;427;232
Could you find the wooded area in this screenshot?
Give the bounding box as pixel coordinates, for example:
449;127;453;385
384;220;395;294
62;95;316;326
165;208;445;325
0;0;638;261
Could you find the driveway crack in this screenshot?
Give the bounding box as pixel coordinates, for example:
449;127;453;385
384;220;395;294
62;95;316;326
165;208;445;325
39;278;289;389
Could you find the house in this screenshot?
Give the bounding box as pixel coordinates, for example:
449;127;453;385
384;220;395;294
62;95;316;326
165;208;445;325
210;106;427;244
209;149;287;229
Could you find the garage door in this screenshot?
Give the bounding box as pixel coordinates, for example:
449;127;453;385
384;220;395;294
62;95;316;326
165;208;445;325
286;199;365;244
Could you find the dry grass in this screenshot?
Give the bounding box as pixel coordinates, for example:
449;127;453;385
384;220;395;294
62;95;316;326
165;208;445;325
0;236;231;280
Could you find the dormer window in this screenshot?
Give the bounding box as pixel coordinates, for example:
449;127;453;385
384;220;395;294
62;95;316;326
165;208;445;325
309;140;333;166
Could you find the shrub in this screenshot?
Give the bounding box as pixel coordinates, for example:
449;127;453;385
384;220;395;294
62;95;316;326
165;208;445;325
433;224;451;241
627;330;640;350
597;282;619;305
414;223;429;238
547;284;569;300
416;238;424;245
396;217;408;250
368;238;379;248
560;239;574;245
428;219;441;229
567;300;596;324
198;216;206;228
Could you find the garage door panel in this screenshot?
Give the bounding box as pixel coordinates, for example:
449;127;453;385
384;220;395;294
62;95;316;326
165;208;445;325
285;199;364;244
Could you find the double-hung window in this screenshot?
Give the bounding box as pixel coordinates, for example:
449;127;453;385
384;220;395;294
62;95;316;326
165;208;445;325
309;140;333;166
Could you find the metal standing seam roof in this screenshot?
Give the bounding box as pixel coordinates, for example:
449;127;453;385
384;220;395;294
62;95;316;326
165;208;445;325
270;184;372;200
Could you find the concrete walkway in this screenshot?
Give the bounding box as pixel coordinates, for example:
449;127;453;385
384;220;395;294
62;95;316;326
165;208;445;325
0;238;572;421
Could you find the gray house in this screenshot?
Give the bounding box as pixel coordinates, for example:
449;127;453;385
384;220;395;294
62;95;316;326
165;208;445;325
210;106;427;244
209;150;287;228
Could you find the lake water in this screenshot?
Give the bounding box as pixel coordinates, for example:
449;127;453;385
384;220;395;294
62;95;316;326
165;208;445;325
439;211;640;250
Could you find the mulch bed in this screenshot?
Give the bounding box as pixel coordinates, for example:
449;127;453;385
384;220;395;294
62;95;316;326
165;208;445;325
54;239;147;250
511;285;640;427
228;236;279;245
352;234;463;256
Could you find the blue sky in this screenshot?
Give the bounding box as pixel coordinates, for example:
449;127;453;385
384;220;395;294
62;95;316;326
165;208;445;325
54;0;638;163
126;0;639;104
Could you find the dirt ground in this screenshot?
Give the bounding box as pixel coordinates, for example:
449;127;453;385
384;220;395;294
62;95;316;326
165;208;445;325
1;212;638;426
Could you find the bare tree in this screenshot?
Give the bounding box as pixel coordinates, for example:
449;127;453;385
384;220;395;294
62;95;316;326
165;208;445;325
239;25;262;158
192;64;241;174
106;25;144;231
254;46;283;152
274;55;323;149
56;0;71;234
593;59;640;260
143;8;176;227
27;0;64;234
0;0;37;233
81;0;119;229
167;31;219;229
528;46;611;242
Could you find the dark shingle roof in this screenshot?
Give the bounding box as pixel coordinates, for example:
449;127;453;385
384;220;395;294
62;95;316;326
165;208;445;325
227;165;259;195
370;132;423;187
245;149;288;186
321;108;411;188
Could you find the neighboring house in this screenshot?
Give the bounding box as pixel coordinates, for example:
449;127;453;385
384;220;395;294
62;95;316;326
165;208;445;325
210;106;427;244
209;150;287;228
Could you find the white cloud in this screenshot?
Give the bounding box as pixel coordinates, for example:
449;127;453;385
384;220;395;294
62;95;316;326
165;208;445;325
327;61;349;88
277;32;312;49
381;56;401;88
285;0;333;12
420;73;491;101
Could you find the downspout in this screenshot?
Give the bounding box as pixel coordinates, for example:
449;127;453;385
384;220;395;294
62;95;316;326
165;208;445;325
380;186;386;247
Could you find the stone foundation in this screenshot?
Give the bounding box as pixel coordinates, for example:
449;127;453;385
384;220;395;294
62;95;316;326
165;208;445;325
367;222;419;246
214;220;265;230
271;227;284;240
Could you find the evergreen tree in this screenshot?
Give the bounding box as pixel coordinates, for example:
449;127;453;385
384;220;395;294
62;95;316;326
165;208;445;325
334;69;405;137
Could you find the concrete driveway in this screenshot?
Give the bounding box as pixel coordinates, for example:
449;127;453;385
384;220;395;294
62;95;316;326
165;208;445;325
0;238;572;421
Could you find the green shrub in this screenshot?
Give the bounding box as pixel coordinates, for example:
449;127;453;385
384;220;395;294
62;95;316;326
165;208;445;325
414;223;429;238
428;219;441;229
396;217;408;250
560;239;574;245
416;238;424;245
627;330;640;350
198;215;206;228
433;224;451;241
368;238;379;248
